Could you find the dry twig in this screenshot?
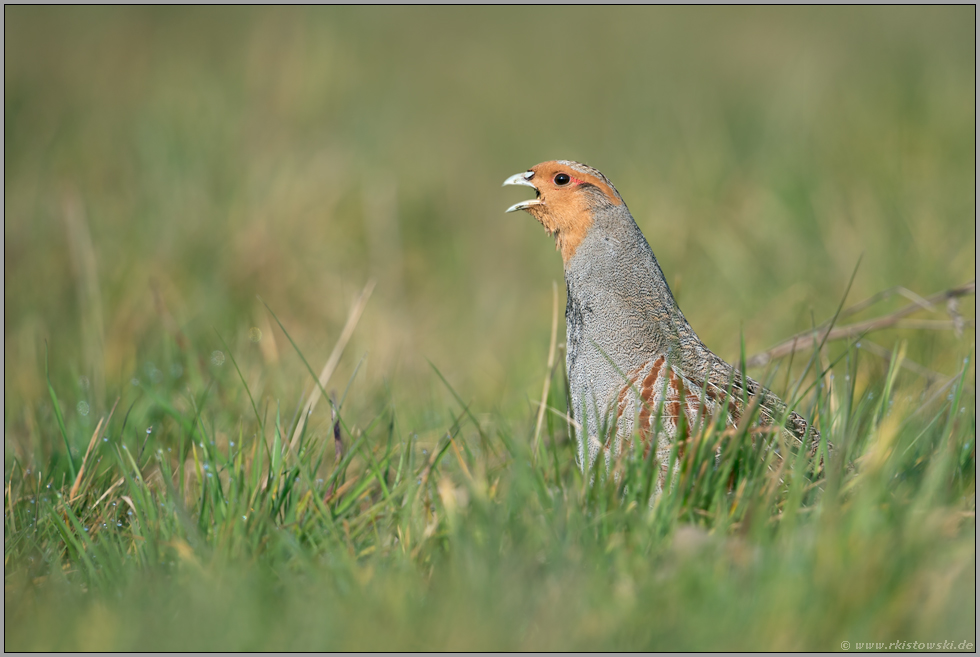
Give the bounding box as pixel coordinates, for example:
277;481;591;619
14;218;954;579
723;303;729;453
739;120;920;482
747;280;975;368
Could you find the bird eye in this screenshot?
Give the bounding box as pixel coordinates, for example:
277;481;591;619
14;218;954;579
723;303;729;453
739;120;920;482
554;173;571;186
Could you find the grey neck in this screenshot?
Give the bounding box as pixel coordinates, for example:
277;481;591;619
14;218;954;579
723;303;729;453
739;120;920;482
563;203;698;365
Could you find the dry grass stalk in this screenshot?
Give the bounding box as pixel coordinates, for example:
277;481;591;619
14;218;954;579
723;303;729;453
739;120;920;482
532;280;560;464
747;280;975;368
69;397;119;503
289;279;375;451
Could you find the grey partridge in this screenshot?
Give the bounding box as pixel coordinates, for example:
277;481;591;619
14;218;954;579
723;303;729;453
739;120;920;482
503;160;820;477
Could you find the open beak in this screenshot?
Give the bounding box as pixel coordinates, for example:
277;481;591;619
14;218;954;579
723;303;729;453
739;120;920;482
502;171;542;213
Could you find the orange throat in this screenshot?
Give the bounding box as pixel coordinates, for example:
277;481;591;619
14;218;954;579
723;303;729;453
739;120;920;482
527;203;594;265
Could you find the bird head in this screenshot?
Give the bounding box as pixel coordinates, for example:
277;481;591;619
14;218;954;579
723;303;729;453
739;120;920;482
503;160;623;264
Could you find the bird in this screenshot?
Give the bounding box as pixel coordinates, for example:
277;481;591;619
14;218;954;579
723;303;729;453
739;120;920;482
503;160;821;485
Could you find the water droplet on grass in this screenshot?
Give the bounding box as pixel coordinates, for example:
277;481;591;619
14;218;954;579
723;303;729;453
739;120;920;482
77;401;90;416
211;351;225;367
249;327;262;343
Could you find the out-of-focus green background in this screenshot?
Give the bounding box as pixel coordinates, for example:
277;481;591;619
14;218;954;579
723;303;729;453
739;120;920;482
4;8;976;652
5;6;975;422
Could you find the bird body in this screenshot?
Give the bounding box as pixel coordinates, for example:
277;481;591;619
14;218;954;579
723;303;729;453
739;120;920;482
504;160;818;477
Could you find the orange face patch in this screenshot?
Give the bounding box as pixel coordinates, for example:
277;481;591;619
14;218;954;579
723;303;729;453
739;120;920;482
520;160;623;264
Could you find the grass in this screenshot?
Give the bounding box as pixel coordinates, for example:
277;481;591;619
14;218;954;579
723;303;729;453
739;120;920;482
3;322;976;650
4;6;976;651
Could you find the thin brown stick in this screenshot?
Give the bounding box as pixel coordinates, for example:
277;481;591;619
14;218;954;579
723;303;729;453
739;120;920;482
531;281;560;464
289;279;375;451
747;281;975;368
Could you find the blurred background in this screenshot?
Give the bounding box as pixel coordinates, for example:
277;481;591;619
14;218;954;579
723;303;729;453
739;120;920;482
4;7;975;439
